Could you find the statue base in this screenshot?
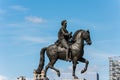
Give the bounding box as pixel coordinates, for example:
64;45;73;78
33;70;50;80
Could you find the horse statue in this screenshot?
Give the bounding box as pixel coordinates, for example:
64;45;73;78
35;29;92;79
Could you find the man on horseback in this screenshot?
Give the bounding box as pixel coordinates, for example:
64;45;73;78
57;20;72;61
36;23;92;79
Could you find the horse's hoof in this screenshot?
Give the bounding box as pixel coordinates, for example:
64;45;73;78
81;70;86;73
57;72;60;77
34;70;41;74
74;76;78;79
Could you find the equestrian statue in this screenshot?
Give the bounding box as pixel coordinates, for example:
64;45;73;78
35;20;92;79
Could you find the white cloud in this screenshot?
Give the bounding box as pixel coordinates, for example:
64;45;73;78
89;48;119;60
21;36;56;44
25;16;46;24
10;5;28;12
0;75;8;80
68;66;72;70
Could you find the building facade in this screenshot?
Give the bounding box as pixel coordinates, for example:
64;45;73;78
109;57;120;80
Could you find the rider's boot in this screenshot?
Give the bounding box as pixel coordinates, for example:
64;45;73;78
66;49;71;62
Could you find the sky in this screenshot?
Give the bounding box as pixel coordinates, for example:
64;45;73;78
0;0;120;80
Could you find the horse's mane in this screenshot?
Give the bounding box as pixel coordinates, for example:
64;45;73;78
72;29;84;41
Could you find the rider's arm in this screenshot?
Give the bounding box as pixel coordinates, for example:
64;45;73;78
61;28;68;36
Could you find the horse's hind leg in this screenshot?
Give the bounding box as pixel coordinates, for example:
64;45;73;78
49;59;60;77
79;57;89;73
44;62;51;77
45;59;60;77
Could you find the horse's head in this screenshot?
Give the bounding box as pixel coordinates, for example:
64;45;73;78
82;30;92;45
72;29;92;45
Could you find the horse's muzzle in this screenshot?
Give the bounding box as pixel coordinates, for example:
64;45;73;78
87;41;92;45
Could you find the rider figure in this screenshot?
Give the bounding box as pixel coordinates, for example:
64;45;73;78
58;20;72;61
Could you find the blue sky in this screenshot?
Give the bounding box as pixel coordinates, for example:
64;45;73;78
0;0;120;80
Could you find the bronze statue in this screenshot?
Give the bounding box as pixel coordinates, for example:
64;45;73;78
35;20;92;79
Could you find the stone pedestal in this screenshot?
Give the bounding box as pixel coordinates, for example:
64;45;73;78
33;70;49;80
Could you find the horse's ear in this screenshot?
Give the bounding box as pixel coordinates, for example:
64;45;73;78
86;30;89;33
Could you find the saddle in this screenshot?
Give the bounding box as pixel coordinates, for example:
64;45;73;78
55;40;71;48
54;39;76;54
55;39;75;48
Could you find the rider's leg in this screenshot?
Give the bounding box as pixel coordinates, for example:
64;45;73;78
61;39;71;61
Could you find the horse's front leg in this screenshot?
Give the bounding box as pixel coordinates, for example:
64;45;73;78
79;57;89;73
72;57;78;79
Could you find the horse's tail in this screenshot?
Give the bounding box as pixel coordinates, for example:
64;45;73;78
36;47;47;74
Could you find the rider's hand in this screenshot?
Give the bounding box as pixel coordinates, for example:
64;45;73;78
65;33;69;36
70;32;72;35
